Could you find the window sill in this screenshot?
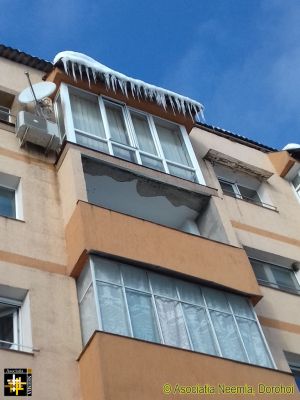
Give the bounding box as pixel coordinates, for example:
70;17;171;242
0;214;25;222
223;192;278;212
258;282;300;296
0;347;34;356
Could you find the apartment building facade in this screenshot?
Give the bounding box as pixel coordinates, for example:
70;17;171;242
0;43;299;399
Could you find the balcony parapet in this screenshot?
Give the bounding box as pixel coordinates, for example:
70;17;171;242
65;201;261;300
78;331;299;400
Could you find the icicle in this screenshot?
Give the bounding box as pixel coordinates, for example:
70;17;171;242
78;64;83;81
54;52;204;119
71;62;77;82
85;66;91;87
103;73;111;90
91;68;97;84
62;58;69;75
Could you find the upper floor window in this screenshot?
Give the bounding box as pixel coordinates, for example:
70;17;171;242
56;84;204;184
250;258;300;295
218;178;262;205
214;164;276;211
77;255;274;368
0;172;21;219
292;171;300;200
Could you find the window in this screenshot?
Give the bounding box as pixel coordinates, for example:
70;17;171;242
56;84;204;184
77;255;274;368
250;258;300;295
292;172;300;200
0;172;21;219
0;106;10;123
0;298;19;349
285;352;300;391
218;178;262;205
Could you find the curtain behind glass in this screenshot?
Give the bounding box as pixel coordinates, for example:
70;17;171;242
70;93;105;137
237;318;273;367
210;311;247;362
155;121;191;166
126;290;160;342
97;282;129;336
105;103;130;145
131;112;157;154
155;297;190;349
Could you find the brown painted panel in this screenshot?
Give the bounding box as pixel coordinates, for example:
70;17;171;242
65;201;261;298
268;151;295;177
79;332;300;400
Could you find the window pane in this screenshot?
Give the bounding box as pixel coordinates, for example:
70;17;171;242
111;144;137;163
126;290;160;342
105;102;130;145
227;294;254;319
250;259;270;283
140;154;164;171
210;310;247;362
77;263;92;301
0;303;16;349
70;93;105;137
155;297;190;349
0;187;15;218
79;285;98;345
182;304;217;355
155;120;191;166
76;132;109;154
55;95;66;140
131;112;156;154
202;287;230;312
238;185;261;204
167;164;197;182
292;173;300;189
237;317;273;367
94;257;121;285
97;282;129;336
150;273;178;299
177;280;204;306
272;267;299;291
219;180;236;197
121;265;150;292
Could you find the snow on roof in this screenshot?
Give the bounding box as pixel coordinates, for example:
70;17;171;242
53;51;204;119
282;143;300;151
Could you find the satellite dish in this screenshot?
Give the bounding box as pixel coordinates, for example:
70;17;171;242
18;82;56;104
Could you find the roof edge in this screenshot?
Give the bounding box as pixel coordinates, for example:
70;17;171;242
194;122;277;153
0;43;53;73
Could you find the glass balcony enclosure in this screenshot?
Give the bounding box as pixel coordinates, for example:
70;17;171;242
55;84;205;184
77;255;275;369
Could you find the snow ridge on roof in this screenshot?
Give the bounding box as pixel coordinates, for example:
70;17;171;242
53;51;204;118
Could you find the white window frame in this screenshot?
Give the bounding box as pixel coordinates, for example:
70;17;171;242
56;83;205;185
250;258;300;295
0;297;21;351
291;170;300;203
77;255;276;369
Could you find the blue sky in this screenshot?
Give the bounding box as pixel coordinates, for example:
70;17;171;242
1;0;300;149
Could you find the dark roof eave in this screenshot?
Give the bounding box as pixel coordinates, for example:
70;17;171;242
0;44;53;73
194;122;277;153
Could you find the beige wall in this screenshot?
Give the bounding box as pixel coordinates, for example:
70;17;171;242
0;261;82;400
0;127;67;273
191;126;300;376
190;127;300;251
